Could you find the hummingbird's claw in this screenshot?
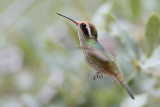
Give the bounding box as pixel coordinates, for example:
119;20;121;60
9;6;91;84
93;72;103;80
97;75;98;78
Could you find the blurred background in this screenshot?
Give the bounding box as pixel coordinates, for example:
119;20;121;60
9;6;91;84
0;0;160;107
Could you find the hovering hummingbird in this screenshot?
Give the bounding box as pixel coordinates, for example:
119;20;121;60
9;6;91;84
57;13;135;100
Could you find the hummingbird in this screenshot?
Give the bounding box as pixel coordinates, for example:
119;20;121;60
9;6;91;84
57;13;135;100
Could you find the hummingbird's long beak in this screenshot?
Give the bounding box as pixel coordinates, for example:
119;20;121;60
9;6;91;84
56;13;78;25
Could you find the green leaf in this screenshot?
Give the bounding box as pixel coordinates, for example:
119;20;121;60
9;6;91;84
145;13;160;57
104;13;118;32
65;22;80;45
119;31;141;60
140;46;160;69
130;0;141;19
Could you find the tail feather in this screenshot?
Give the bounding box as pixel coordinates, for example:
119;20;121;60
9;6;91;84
122;82;135;100
110;75;135;100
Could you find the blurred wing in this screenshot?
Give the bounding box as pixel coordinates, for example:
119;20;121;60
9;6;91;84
79;46;109;62
99;38;117;57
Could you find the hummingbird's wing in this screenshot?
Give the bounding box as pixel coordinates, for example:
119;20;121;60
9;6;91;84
79;46;109;62
99;38;117;57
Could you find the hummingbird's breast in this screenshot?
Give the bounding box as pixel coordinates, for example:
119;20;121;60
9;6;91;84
77;30;117;74
80;41;118;75
81;47;112;74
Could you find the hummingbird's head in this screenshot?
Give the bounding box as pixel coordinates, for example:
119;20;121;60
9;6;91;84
77;21;98;40
57;13;98;41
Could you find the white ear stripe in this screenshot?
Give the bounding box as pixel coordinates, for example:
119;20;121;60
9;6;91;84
86;25;92;38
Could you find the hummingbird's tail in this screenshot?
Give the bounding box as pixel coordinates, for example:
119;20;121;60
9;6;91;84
122;82;135;100
110;74;135;100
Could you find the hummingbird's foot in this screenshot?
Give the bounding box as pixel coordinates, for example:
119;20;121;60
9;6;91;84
93;72;103;80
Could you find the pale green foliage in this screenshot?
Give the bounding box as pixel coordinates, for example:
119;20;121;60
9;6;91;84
145;14;160;56
0;0;160;107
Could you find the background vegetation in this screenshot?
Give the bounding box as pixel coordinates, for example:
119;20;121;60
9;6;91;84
0;0;160;107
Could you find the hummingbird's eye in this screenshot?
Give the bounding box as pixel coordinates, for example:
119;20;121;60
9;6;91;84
80;23;89;37
81;23;86;28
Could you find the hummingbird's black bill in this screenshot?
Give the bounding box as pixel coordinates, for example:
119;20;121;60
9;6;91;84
56;13;78;25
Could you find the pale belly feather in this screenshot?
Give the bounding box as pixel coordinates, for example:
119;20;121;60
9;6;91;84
82;49;110;75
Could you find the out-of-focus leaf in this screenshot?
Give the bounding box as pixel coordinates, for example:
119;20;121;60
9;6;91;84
65;22;79;45
149;88;160;98
130;0;141;19
0;0;14;13
121;31;141;59
94;87;123;107
17;27;42;67
104;13;120;33
21;94;40;107
0;97;23;107
140;46;160;69
145;13;160;57
121;94;148;107
44;37;66;54
92;2;112;28
138;78;156;92
117;54;135;77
